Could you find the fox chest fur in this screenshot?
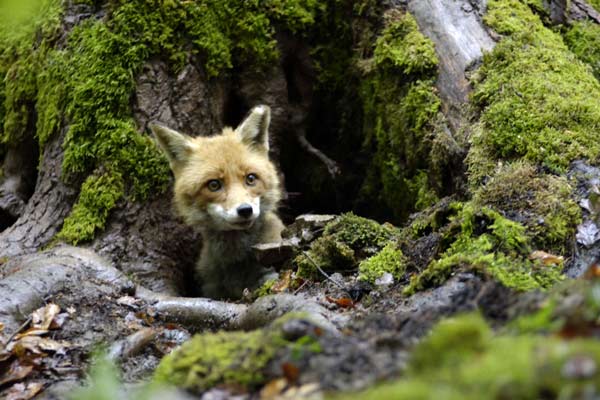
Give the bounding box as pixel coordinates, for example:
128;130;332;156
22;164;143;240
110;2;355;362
150;105;284;299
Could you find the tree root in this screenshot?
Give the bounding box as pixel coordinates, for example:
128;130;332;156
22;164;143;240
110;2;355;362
137;289;346;333
0;247;346;338
0;246;131;336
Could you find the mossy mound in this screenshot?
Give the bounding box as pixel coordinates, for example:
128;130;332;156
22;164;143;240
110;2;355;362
337;313;600;399
404;202;564;295
153;314;321;393
473;161;581;253
153;329;277;392
468;0;600;184
295;213;399;279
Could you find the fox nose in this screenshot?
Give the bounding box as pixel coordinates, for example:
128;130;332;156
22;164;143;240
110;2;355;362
236;204;253;219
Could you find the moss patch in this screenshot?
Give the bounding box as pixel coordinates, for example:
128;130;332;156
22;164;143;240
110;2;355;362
473;161;581;253
55;170;124;245
153;329;277;392
295;213;399;279
468;0;600;184
357;9;442;222
587;0;600;12
337;313;600;399
0;0;61;147
153;314;319;393
564;20;600;81
404;203;564;295
358;243;406;283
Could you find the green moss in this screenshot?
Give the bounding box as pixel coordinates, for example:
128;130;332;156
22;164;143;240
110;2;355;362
468;0;600;183
564;20;600;81
404;203;563;295
409;313;492;372
153;329;276;392
153;314;319;393
295;213;398;279
0;0;61;147
473;161;581;252
357;10;442;222
55;170;124;245
253;278;277;298
588;0;600;12
358;243;406;283
372;9;438;75
337;313;600;399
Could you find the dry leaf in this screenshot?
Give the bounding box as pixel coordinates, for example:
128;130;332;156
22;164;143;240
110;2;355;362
13;328;49;341
116;296;139;308
259;378;287;400
325;296;354;308
5;382;44;400
0;362;34;386
0;322;4;331
31;303;60;330
10;336;71;356
584;263;600;279
282;362;300;384
272;270;293;293
529;251;564;266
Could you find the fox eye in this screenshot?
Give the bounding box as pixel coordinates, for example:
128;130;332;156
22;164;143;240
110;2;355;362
207;179;222;192
245;173;258;186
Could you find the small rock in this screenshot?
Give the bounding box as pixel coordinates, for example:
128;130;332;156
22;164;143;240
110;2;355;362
281;319;314;341
253;240;297;266
375;272;394;287
295;214;337;228
576;221;600;247
562;355;597;379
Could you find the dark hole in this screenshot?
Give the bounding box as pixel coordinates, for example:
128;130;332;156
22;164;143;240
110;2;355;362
0;209;17;232
222;89;248;129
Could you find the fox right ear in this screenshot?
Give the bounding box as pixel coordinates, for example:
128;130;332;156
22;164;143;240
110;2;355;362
149;122;194;171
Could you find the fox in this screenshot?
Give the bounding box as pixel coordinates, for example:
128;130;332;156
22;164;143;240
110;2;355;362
149;105;284;299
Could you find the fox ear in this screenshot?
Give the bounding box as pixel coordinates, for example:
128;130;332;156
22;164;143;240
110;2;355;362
235;105;271;153
149;122;194;171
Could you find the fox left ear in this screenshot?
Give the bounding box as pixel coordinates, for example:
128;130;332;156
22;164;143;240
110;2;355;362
149;122;194;173
235;105;271;153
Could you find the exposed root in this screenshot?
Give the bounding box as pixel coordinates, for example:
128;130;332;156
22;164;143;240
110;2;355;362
136;288;248;331
0;247;345;339
0;246;131;335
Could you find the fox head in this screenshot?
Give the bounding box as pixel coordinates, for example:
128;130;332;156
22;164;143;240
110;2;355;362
149;105;281;231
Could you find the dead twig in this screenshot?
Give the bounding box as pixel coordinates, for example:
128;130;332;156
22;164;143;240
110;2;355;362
4;316;32;347
301;251;354;300
296;129;341;179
